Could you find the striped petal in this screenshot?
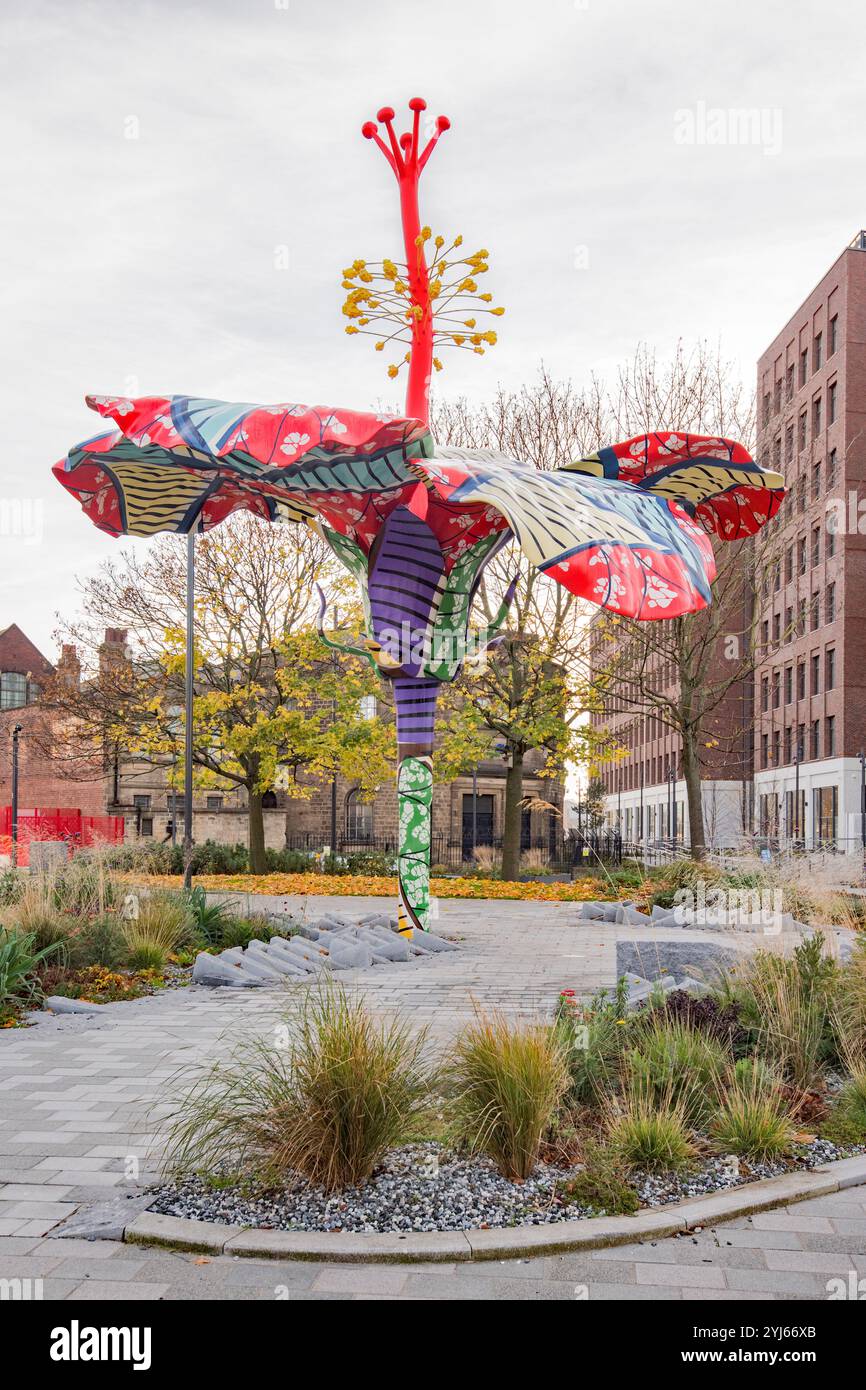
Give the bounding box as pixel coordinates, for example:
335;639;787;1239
565;432;786;540
414;449;718;619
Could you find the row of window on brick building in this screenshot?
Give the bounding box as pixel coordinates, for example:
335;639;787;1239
762;316;839;428
760;580;836;649
760;715;835;770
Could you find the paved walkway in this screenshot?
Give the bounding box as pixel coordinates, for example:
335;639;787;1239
2;897;843;1301
1;1190;864;1300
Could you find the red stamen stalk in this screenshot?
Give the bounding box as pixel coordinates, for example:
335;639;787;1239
361;98;449;426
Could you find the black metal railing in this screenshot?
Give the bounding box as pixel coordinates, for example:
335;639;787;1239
283;829;628;873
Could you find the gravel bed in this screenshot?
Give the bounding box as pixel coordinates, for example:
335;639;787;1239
148;1137;865;1234
634;1139;864;1208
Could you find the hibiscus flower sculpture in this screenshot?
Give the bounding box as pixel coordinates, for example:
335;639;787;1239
52;101;785;936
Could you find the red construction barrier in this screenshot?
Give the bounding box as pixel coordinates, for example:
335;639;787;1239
0;806;124;867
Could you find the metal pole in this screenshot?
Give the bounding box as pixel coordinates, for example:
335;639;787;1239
639;761;645;847
472;767;478;858
171;750;178;846
329;605;339;858
667;761;673;849
182;529;195;890
859;750;865;872
671;761;676;847
10;724;22;870
794;748;800;849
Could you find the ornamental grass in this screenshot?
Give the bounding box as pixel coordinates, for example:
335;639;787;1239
163;982;434;1192
448;1010;570;1180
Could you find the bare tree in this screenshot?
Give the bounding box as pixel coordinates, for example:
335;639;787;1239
576;342;791;858
434;344;785;864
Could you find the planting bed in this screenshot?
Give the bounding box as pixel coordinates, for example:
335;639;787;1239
147;1137;864;1235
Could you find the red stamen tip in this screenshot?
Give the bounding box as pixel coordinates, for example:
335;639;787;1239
408;97;427;112
377;106;395;123
361;121;378;139
399;132;412;149
436;115;451;132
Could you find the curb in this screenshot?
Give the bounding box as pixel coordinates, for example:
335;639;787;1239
123;1153;866;1265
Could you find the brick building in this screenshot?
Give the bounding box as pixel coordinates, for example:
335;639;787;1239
589;615;753;851
590;230;866;856
1;624;564;866
753;232;866;850
0;625;105;815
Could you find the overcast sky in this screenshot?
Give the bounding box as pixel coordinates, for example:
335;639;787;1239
2;0;865;657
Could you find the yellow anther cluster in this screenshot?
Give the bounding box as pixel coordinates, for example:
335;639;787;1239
340;231;505;379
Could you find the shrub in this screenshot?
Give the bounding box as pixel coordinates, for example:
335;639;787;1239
124;937;169;972
659;990;747;1051
267;847;320;874
105;841;184;875
0;928;63;1010
54;853;121;916
734;948;834;1089
193;841;250;875
121;891;192;966
822;1069;866;1145
0;868;24;907
67;916;128;970
607;1087;695;1171
343;850;397;877
623;1017;728;1127
449;1011;569;1180
164;984;433;1191
710;1067;795;1161
2;875;73;955
215;914;279;950
558;1140;639;1215
835;943;866;1067
555;984;630;1105
185;886;235;946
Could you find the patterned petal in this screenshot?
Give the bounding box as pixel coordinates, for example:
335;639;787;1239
53;395;432;540
413;448;718;619
565;432;786;540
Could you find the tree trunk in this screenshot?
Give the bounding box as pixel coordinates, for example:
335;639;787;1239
500;748;525;881
681;728;706;861
248;788;267;874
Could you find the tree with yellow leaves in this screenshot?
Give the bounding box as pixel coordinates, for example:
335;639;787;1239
44;516;393;872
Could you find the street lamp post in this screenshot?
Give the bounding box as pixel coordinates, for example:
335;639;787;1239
639;759;644;848
182;529;196;891
793;745;801;850
859;749;865;876
671;759;678;848
328;604;340;860
471;767;478;860
10;723;22;869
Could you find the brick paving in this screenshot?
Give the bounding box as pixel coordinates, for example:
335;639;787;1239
2;896;859;1301
0;1191;864;1300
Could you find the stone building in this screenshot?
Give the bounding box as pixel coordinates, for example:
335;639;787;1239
1;624;564;867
